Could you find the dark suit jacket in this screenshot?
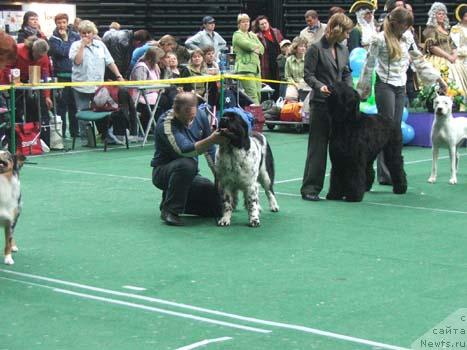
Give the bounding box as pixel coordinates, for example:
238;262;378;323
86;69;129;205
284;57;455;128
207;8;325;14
304;36;352;103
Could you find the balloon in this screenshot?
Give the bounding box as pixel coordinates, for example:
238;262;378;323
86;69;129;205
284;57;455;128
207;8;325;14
366;72;376;105
360;102;378;115
402;107;409;122
349;47;367;78
401;122;415;144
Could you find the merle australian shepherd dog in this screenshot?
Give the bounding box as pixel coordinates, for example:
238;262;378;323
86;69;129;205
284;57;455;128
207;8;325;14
325;82;407;202
0;151;26;265
216;110;279;227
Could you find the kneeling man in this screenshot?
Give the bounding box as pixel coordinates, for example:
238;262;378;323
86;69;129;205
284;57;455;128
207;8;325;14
151;92;226;226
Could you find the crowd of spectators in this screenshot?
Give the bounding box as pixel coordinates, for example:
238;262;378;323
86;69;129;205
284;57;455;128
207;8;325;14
0;2;466;147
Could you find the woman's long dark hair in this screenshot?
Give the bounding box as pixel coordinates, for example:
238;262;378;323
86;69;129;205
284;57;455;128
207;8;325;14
252;15;269;33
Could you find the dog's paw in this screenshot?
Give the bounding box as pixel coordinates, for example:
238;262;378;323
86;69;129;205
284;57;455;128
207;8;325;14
4;254;14;265
249;218;260;227
449;177;457;185
217;217;231;226
270;204;279;212
427;176;436;184
11;245;18;253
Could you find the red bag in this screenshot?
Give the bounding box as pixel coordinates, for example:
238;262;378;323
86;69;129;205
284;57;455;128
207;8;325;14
280;102;303;122
91;86;120;112
16;122;42;155
244;105;265;133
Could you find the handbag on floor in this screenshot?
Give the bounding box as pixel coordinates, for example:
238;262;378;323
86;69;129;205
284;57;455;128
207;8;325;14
16;122;42;155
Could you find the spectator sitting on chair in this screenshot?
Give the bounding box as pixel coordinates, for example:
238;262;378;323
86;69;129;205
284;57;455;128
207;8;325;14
180;49;208;100
203;46;220;107
17;11;47;43
130;46;165;129
151;92;227;226
165;52;181;78
69;20;125;146
277;39;291;98
284;38;308;102
185;16;227;58
1;37;53;145
49;13;81;139
159;35;190;65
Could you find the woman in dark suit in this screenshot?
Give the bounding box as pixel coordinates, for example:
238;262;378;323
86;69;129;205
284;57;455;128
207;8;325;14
301;13;354;201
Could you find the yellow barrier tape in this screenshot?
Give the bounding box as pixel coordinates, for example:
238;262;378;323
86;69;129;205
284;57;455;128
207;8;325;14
0;73;291;90
224;74;292;85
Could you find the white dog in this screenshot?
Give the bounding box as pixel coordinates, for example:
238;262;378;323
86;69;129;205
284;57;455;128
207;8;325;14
428;95;467;185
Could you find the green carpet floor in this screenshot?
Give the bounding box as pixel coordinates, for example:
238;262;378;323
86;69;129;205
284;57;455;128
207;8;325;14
0;132;465;350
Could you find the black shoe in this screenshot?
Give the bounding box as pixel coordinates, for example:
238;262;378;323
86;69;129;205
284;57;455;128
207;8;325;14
161;210;184;226
302;194;320;201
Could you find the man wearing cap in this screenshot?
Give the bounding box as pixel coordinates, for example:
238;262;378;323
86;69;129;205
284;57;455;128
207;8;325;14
185;16;227;57
277;39;292;97
299;10;327;48
348;1;377;52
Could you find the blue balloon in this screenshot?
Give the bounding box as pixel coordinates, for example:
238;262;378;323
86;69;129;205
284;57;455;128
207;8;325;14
349;48;367;78
402;107;409;122
401;122;415;144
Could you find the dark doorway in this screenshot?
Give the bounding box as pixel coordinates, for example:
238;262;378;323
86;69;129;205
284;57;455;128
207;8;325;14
243;0;283;31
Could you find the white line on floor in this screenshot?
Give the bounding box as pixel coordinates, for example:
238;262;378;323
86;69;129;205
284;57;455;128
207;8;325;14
175;336;232;350
26;153;466;184
365;202;467;215
30;166;151;182
272;191;466;214
122;285;147;291
0;275;270;334
0;269;409;350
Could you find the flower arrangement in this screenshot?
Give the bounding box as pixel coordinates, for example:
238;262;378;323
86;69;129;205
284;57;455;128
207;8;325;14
446;82;465;110
413;66;465;112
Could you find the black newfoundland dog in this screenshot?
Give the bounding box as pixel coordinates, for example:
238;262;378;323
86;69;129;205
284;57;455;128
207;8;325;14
325;82;407;202
216;110;279;227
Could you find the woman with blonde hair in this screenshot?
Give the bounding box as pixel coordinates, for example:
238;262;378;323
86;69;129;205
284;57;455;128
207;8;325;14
232;13;265;104
301;13;354;201
357;7;446;185
69;20;125;145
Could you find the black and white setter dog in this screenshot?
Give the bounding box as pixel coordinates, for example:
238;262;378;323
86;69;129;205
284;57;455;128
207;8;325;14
0;151;25;265
216;111;279;227
325;82;407;202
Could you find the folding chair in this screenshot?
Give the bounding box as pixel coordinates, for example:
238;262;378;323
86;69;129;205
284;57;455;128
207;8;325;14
72;110;129;152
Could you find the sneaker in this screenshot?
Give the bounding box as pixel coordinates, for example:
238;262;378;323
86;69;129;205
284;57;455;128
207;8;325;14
106;127;125;145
